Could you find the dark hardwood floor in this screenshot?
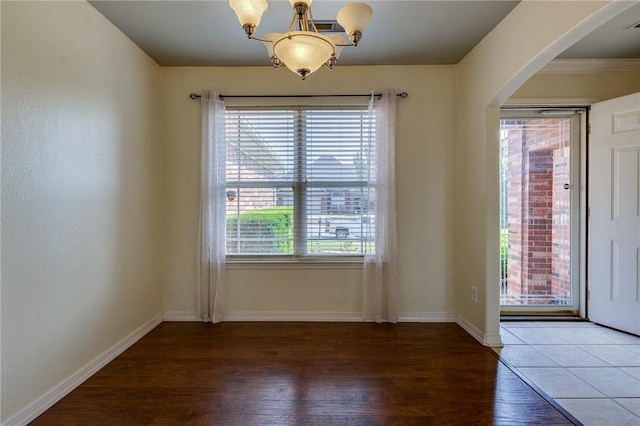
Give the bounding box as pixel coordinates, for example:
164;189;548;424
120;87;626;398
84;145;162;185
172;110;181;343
32;322;573;425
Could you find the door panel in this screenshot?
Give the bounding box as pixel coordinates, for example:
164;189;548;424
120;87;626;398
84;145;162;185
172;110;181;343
589;92;640;335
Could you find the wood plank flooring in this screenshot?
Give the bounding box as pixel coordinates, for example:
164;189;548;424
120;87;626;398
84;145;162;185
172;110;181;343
32;322;573;425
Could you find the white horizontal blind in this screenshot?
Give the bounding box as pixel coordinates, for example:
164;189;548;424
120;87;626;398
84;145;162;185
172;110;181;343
225;106;375;256
303;109;375;256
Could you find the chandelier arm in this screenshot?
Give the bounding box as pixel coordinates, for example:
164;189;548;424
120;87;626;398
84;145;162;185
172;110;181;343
247;35;272;43
273;32;336;49
285;9;299;33
306;6;320;33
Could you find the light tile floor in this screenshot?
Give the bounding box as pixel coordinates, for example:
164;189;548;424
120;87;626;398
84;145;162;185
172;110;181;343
495;321;640;426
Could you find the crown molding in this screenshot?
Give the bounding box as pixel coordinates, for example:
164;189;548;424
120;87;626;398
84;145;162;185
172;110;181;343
539;59;640;74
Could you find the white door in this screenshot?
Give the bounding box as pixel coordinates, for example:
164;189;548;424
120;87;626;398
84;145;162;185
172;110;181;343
589;92;640;335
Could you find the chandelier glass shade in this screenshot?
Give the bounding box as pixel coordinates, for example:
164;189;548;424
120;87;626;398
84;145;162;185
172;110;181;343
229;0;373;80
273;32;334;78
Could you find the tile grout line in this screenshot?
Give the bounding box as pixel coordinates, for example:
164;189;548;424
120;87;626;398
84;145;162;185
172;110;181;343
500;322;640;422
490;353;584;425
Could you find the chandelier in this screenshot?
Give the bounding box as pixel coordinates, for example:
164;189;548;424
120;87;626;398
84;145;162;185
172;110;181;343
229;0;373;80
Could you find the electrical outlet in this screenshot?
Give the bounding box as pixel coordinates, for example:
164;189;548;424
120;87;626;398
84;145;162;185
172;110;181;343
471;286;478;303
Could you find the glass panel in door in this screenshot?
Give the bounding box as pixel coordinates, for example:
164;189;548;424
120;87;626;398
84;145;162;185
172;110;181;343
499;112;581;311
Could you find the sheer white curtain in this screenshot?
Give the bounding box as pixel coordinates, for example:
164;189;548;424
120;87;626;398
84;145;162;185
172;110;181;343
363;90;398;323
196;91;226;323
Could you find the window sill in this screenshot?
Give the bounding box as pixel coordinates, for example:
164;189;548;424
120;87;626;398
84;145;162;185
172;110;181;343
225;257;364;270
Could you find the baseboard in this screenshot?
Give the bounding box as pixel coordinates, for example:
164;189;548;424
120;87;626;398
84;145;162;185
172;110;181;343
163;310;458;323
3;313;163;426
456;315;503;348
398;312;457;322
482;332;504;347
224;311;363;322
163;310;199;321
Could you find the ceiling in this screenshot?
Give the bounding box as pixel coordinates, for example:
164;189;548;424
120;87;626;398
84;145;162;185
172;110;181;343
89;1;640;67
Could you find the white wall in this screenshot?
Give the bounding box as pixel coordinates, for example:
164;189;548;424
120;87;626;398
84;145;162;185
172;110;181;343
162;65;457;321
454;0;632;345
1;1;163;422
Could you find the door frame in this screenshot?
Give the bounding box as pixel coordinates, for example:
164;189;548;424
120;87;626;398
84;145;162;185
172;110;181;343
499;104;588;316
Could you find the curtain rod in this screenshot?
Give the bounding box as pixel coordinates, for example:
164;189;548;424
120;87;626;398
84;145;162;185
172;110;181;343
189;92;408;100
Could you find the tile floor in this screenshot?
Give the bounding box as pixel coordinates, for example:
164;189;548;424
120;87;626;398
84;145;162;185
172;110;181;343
495;321;640;426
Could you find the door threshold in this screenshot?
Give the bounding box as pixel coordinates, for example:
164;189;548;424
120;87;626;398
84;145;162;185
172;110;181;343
501;315;586;322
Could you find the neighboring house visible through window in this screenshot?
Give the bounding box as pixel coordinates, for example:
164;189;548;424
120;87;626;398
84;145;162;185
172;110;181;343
225;106;375;257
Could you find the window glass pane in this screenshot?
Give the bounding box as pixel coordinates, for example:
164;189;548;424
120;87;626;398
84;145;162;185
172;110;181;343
225;187;294;255
225;106;375;257
304;109;373;182
305;186;375;256
226;110;295;183
225;109;295;255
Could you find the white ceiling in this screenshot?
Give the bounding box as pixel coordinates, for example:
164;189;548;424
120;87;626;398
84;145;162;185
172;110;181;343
89;1;640;67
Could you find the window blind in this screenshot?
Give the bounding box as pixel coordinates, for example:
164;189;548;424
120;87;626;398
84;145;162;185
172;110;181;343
225;106;375;256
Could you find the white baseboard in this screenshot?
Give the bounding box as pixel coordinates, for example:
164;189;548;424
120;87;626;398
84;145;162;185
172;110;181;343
483;332;504;347
224;311;363;322
163;310;457;323
398;312;457;322
163;310;199;321
456;315;503;348
3;313;163;426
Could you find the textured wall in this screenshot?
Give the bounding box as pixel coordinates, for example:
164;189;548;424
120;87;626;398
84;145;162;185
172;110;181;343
1;2;162;421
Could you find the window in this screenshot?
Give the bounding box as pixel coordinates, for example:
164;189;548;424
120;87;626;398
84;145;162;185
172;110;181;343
225;106;376;257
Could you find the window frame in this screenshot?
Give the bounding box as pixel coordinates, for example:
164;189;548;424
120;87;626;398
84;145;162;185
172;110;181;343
224;104;375;262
